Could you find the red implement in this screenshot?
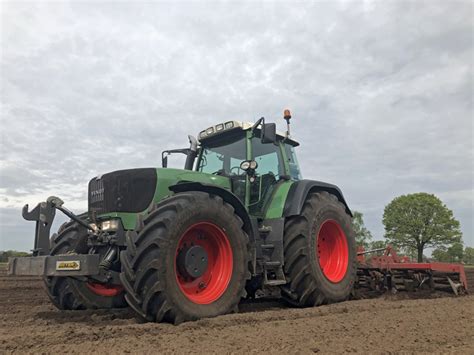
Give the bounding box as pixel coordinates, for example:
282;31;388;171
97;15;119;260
356;246;468;296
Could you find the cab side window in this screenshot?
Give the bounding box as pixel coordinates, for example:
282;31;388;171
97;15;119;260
255;150;282;178
284;144;302;180
249;139;284;214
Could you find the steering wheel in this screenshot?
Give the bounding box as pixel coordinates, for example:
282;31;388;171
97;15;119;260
212;169;226;176
230;166;242;176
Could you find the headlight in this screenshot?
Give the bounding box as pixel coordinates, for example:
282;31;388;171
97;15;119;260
240;161;250;171
100;219;120;232
240;160;258;171
89;223;98;232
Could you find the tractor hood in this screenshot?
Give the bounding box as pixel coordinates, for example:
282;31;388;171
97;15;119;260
88;168;230;220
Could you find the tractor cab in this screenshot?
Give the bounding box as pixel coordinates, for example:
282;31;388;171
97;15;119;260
195;118;302;217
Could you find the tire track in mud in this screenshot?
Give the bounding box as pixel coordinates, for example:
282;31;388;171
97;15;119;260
1;269;473;353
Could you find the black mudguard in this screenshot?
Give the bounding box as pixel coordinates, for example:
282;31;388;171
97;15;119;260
283;179;353;217
168;182;257;242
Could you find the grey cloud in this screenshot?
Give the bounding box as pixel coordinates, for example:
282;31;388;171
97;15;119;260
1;0;472;251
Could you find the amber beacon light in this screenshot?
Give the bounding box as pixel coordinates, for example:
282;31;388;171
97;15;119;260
283;109;292;137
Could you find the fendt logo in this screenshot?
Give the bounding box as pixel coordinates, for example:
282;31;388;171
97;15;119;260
90;188;104;197
90;178;105;203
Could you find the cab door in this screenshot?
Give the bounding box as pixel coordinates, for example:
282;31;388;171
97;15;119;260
248;137;285;216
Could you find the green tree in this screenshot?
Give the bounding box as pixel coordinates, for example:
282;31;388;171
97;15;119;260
351;211;373;249
383;193;462;262
369;240;386;250
0;250;30;263
365;240;387;256
463;246;474;264
432;248;449;262
447;242;464;262
432;242;464;262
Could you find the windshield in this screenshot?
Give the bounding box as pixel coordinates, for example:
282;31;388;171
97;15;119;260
198;135;246;175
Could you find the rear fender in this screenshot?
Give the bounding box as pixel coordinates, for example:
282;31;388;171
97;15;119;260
283;179;353;217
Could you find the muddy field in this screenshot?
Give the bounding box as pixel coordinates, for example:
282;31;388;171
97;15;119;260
1;266;473;354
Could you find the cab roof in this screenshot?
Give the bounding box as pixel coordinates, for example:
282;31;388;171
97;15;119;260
198;120;299;147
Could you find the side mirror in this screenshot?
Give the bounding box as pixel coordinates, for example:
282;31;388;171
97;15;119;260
162;155;168;168
261;123;277;144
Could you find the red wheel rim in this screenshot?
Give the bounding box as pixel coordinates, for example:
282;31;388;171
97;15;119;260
86;282;123;297
175;222;233;304
316;220;349;283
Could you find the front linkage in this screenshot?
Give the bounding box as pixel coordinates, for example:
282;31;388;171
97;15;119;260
22;196;90;256
8;196;121;285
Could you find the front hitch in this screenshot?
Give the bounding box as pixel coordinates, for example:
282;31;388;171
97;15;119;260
22;196;90;256
10;197;121;281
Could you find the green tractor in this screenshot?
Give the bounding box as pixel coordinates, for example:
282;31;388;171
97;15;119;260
8;110;356;323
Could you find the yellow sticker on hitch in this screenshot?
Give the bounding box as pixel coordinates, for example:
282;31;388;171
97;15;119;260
56;261;81;271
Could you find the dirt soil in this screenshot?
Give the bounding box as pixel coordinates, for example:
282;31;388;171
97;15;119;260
1;267;473;354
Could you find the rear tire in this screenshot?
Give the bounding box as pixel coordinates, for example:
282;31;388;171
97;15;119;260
282;191;356;306
120;192;251;323
44;219;126;310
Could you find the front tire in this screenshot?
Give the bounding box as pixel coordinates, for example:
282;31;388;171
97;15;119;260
282;191;356;306
44;219;126;310
120;192;251;323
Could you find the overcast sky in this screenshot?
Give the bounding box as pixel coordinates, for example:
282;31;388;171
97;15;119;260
1;1;472;252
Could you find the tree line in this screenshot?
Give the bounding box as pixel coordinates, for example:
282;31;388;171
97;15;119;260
0;250;31;263
353;192;473;264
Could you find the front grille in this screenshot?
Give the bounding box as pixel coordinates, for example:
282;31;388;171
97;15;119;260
89;178;105;212
88;168;157;215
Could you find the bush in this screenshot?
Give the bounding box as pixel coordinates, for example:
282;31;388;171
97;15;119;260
0;250;31;263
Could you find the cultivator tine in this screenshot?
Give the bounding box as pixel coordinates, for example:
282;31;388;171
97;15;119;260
418;276;430;290
446;277;461;296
